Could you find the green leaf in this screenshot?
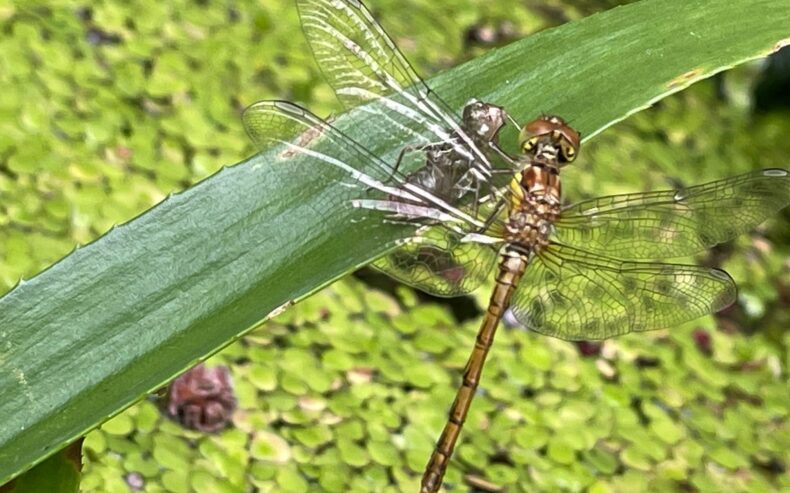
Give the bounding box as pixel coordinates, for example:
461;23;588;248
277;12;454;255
583;447;619;474
547;440;576;465
707;445;749;470
1;0;788;484
621;445;653;471
0;440;82;493
649;417;685;445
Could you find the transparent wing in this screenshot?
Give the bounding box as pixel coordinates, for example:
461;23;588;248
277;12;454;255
510;244;736;341
297;0;433;109
244;100;489;224
373;226;499;297
296;0;493;172
243;100;395;184
555;169;790;259
242;100;498;296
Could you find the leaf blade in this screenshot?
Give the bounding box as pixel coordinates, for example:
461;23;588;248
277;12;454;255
1;0;788;483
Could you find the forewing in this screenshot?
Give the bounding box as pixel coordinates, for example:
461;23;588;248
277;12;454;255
556;169;790;259
247;100;489;221
243;99;395;184
510;244;736;341
242;100;495;296
296;0;491;168
297;0;429;108
373;227;499;296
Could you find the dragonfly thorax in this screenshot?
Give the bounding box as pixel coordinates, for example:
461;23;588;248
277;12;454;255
405;160;475;203
501;115;573;251
504;165;562;250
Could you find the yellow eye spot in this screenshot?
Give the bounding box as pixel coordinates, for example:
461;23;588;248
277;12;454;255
523;138;537;151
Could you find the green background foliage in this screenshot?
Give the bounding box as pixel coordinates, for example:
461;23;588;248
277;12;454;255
1;0;788;491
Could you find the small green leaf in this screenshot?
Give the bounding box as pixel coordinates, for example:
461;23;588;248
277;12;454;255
292;425;333;448
337;438;369;467
547;440;576;465
621;445;653;471
250;431;292;464
707;445;749;470
583;447;618;474
367;439;400;467
649;417;685;445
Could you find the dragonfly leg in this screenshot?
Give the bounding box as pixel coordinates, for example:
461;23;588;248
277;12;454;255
477;196;507;234
385;144;424;185
364;144;425;196
471;175;482;218
490;141;520;170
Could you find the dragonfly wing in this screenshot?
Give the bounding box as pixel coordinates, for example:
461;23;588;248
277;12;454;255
555;169;790;259
297;0;429;108
243;100;498;295
374;227;499;296
244;100;488;223
509;244;736;341
296;0;493;170
243;99;396;184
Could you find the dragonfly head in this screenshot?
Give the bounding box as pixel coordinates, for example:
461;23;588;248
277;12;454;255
462;99;507;143
518;115;580;165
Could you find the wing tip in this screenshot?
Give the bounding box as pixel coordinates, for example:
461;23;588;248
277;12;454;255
709;267;737;312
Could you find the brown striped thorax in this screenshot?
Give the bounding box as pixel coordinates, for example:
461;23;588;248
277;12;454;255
505;116;581;250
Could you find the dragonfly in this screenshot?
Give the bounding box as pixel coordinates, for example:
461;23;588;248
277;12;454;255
243;1;790;491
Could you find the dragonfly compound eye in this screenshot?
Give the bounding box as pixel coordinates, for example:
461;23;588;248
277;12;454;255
560;143;577;162
519;116;573;156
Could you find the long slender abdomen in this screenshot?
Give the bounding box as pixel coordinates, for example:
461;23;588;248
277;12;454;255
420;249;529;493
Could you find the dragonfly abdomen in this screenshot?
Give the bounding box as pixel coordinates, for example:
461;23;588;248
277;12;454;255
421;249;528;493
